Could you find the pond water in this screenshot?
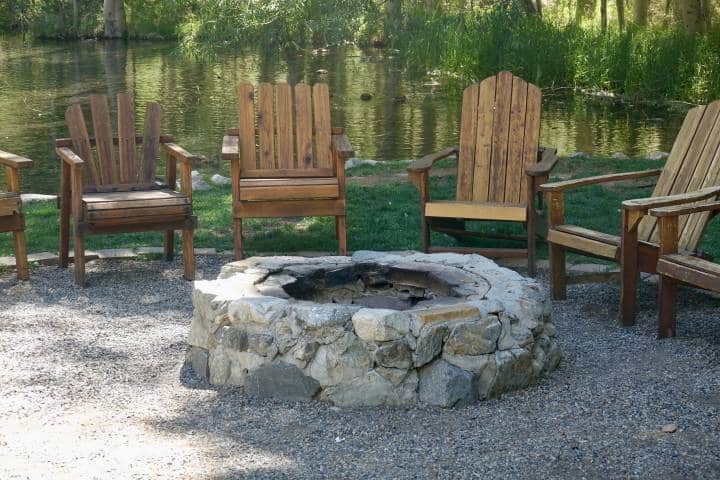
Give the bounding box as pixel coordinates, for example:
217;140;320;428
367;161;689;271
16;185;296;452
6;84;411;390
0;37;686;194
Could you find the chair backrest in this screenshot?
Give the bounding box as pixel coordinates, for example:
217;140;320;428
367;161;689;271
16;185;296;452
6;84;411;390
236;82;335;178
638;99;720;252
456;71;542;204
64;94;162;190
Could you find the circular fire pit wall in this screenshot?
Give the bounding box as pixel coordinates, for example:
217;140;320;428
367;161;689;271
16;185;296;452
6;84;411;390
187;252;560;407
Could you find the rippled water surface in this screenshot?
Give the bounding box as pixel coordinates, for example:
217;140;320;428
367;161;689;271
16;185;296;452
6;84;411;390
0;38;686;193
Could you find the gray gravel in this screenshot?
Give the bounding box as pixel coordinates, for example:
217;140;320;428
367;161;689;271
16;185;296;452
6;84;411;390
1;257;719;479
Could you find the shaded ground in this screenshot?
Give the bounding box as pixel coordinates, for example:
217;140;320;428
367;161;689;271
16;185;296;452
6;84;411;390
1;256;719;479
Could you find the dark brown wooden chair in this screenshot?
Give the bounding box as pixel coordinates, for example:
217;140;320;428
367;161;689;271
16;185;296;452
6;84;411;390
652;201;720;337
541;99;720;325
222;82;354;260
407;71;559;275
55;94;199;286
0;150;32;280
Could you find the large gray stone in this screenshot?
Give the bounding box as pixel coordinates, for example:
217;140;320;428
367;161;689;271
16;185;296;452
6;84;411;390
245;362;320;402
374;340;412;369
307;332;371;386
352;308;411;342
418;360;477;408
214;325;248;351
414;323;448;367
186;347;209;380
322;370;418;407
290;303;358;344
443;316;501;356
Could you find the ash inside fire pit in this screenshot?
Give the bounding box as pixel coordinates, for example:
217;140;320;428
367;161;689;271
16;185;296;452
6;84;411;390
282;263;460;310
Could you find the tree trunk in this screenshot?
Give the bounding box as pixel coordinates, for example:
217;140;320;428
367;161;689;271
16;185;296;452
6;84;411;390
633;0;649;25
536;0;543;17
103;0;126;39
385;0;401;39
601;0;608;32
678;0;702;34
617;0;625;29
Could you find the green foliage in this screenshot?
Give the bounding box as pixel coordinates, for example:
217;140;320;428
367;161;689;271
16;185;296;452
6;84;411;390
394;4;720;103
179;0;377;51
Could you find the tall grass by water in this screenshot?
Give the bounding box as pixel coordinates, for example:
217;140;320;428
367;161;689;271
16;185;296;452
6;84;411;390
393;5;720;104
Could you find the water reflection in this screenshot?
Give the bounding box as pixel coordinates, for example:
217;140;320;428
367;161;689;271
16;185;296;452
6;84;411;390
0;38;685;194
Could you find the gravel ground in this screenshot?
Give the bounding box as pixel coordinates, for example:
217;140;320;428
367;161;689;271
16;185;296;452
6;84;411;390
1;256;719;479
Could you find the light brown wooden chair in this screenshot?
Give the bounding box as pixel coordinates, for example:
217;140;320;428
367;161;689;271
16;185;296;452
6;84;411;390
652;201;720;337
407;71;559;275
55;94;199;286
222;82;354;260
0;150;32;280
541;99;720;325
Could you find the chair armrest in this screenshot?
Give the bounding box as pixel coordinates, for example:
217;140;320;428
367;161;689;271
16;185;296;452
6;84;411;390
623;186;720;212
162;142;201;166
650;199;720;217
222;135;239;161
407;146;459;173
331;133;354;161
526;147;558;177
540;169;662;192
0;150;33;169
56;147;85;168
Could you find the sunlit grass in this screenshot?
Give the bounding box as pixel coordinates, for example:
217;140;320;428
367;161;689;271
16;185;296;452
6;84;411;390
3;155;719;262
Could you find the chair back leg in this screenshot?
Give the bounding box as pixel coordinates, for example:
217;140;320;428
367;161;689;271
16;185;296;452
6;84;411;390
657;275;678;338
233;218;244;260
164;230;174;261
182;228;194;280
13;230;29;280
549;243;566;300
336;215;347;256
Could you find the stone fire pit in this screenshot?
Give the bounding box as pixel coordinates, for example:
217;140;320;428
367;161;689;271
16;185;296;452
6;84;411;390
186;251;560;407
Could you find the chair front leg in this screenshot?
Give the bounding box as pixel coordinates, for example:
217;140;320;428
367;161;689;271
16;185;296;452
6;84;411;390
620;208;643;325
59;161;71;268
657;214;680;338
546;190;566;300
409;170;430;252
71;169;85;286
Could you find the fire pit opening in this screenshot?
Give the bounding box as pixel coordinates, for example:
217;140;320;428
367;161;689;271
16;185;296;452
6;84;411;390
281;263;459;311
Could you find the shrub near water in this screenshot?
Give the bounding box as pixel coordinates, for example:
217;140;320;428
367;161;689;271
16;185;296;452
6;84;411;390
393;5;720;103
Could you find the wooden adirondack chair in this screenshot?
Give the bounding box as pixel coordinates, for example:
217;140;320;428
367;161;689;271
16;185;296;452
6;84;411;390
222;82;355;260
652;200;720;337
407;71;559;275
55;94;200;286
541;99;720;325
0;150;32;280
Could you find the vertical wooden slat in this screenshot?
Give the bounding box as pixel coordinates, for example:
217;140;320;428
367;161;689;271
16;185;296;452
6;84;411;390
65;104;99;187
275;83;294;169
519;84;542;204
117;93;137;183
488;71;513;202
503;77;529;204
643;103;717;245
295;84;314;168
313;83;332;169
257;82;275;169
638;104;706;243
472;78;496;202
677;102;720;250
89;95;117;185
456;84;479;201
139;102;162;182
237;83;258;172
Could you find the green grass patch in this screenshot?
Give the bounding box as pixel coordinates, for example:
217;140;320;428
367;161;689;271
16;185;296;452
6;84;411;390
3;155;720;263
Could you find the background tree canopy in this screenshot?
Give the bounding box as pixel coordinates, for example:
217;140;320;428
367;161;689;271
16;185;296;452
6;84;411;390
0;0;719;102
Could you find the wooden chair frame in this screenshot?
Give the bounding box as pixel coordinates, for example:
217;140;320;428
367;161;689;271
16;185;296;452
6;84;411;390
652;200;720;337
222;82;354;260
0;150;32;280
542;99;720;325
407;72;559;276
55;94;200;286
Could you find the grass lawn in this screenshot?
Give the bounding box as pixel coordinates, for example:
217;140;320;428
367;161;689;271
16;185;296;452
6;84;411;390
3;155;719;262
